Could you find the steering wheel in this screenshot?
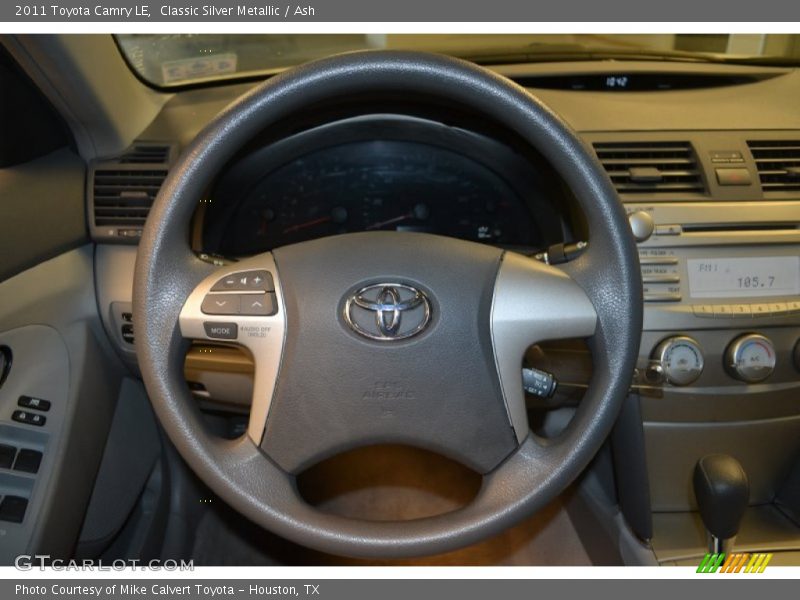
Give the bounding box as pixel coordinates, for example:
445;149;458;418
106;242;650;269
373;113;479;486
133;51;642;558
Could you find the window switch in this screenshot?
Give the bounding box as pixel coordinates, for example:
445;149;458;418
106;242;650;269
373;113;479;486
0;444;16;469
13;449;42;474
0;495;28;523
18;395;51;411
11;410;46;427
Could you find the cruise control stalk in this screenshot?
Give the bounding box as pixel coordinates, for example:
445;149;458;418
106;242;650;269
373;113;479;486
522;367;558;398
533;241;587;265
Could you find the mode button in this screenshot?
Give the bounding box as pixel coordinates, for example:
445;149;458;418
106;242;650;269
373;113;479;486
203;322;238;340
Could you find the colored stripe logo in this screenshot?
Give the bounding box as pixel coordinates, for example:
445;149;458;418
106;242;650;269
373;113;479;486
697;553;772;573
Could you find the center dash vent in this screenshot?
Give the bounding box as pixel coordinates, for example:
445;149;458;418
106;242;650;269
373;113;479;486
90;142;174;242
593;141;705;197
747;140;800;193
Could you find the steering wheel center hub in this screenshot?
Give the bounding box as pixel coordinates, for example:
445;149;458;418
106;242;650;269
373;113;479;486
346;282;432;341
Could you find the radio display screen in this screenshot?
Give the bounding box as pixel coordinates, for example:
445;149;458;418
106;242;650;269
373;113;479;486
687;256;800;299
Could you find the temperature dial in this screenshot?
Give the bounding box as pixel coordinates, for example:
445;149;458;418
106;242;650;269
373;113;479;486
652;336;704;386
725;334;776;383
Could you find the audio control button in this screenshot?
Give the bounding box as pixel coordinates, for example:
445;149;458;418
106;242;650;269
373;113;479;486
751;303;771;317
211;271;274;292
692;304;714;318
639;257;678;266
654;224;682;236
644;292;682;302
730;304;752;318
693;305;710;317
203;322;238;340
642;275;680;284
769;302;789;315
713;304;733;318
201;294;240;315
628;211;655;242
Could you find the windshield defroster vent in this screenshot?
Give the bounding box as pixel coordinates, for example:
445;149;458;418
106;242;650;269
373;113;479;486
90;142;174;242
593;141;705;197
747;140;800;193
118;143;172;164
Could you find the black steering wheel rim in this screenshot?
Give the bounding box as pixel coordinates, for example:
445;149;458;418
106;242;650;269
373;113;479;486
133;50;642;558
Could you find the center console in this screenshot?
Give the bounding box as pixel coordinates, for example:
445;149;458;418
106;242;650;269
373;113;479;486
584;131;800;565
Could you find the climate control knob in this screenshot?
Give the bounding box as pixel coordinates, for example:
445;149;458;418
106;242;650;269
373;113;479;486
652;336;704;386
725;334;776;383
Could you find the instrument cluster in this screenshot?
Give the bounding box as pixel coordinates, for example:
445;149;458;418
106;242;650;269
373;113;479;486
199;116;569;257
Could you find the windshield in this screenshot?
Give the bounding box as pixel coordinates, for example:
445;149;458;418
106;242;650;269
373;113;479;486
116;34;800;88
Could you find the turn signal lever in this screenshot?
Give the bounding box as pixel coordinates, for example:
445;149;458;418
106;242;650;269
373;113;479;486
693;454;750;554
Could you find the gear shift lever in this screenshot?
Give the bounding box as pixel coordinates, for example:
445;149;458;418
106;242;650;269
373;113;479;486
693;454;750;554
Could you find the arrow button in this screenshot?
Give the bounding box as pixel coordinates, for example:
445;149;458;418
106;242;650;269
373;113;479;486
201;294;241;315
240;293;277;316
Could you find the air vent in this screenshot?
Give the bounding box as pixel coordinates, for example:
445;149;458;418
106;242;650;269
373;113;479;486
118;143;171;164
593;141;705;197
93;169;167;228
90;142;173;241
747;140;800;193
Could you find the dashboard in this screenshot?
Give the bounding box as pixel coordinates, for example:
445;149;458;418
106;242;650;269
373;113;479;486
87;59;800;564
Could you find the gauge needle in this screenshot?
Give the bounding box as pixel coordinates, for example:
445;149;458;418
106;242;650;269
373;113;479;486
282;215;332;234
365;212;413;230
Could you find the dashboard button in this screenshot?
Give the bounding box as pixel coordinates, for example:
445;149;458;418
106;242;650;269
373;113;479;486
211;270;274;292
642;275;680;284
751;303;771;317
0;495;28;523
693;304;714;318
0;444;16;469
730;304;752;318
644;292;682;302
716;167;752;186
11;410;45;427
769;302;789;315
201;294;240;315
18;396;50;412
654;224;682;236
641;265;674;276
628;211;655;242
203;322;238;340
13;449;42;474
240;293;277;316
639;257;678;266
713;304;733;318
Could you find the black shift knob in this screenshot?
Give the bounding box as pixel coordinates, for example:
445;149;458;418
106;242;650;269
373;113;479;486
693;454;749;540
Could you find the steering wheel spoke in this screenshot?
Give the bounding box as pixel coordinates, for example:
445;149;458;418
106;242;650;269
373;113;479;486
491;251;598;443
178;253;287;444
